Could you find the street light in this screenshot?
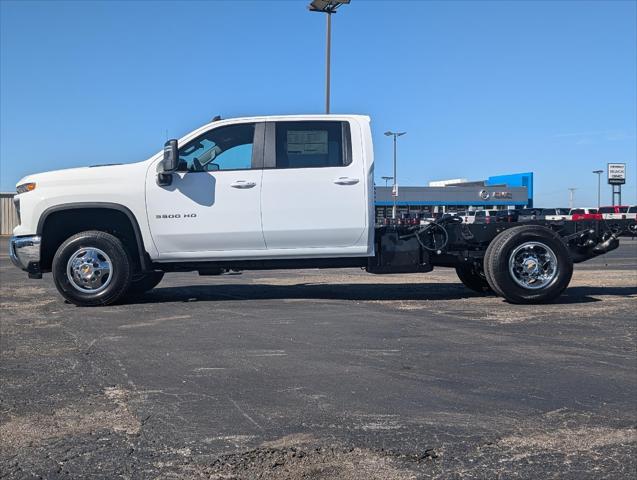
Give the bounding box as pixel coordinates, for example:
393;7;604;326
384;131;407;220
381;176;394;187
568;187;577;209
592;170;603;209
308;0;350;114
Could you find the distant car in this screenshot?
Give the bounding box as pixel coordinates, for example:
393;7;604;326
627;205;637;220
458;210;477;224
569;208;602;221
540;208;571;221
517;208;543;222
473;209;498;224
599;206;629;220
495;209;519;223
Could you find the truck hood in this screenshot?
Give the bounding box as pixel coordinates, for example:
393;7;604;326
16;162;149;190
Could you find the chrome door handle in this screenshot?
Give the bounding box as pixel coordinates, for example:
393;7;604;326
333;177;359;185
230;181;257;189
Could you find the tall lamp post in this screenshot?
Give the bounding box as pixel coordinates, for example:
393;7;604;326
568;187;577;209
381;176;394;187
308;0;350;114
592;170;603;209
384;131;407;219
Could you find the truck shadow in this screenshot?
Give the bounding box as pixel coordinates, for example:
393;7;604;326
126;283;635;305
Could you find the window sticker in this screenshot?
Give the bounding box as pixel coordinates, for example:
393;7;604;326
287;130;328;155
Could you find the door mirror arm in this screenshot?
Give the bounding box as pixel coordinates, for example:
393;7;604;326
157;139;179;186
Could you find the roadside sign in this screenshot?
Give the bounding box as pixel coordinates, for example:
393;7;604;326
607;163;626;185
392;185;398;197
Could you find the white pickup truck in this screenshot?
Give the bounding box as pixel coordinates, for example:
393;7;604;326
9;114;635;306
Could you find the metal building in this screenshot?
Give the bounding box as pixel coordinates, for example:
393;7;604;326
1;193;19;235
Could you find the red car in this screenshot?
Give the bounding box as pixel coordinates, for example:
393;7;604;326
569;208;602;221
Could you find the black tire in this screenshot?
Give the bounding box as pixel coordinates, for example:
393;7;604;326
126;271;164;295
455;263;493;294
483;225;573;304
52;230;132;306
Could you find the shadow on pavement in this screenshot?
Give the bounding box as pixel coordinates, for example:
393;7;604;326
122;282;636;305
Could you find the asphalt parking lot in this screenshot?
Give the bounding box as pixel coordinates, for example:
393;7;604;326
1;238;636;479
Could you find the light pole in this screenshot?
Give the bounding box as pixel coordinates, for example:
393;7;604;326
384;131;406;219
592;170;603;209
381;176;393;187
308;0;350;114
568;187;577;209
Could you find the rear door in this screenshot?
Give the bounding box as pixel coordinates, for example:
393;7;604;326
260;119;368;250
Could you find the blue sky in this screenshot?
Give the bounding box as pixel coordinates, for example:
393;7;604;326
1;0;635;206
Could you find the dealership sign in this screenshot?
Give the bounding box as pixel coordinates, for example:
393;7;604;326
607;163;626;185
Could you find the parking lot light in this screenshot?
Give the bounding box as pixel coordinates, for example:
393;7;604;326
593;170;603;208
308;0;350;114
384;131;406;219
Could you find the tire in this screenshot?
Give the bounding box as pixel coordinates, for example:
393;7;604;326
126;271;164;295
455;263;493;294
483;225;573;304
52;230;132;306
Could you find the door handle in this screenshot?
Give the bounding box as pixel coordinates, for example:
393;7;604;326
230;180;257;189
333;177;359;185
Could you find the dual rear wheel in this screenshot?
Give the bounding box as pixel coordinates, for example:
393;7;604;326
456;225;573;304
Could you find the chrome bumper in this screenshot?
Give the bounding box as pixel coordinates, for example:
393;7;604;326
9;235;42;278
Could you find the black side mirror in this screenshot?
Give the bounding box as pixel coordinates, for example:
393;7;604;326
157;139;178;186
162;139;179;172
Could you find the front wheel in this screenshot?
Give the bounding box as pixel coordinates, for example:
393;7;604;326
483;225;573;304
52;231;132;306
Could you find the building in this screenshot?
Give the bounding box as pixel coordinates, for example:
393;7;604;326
375;172;533;221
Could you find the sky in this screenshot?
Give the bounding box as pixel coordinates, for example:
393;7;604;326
1;0;635;207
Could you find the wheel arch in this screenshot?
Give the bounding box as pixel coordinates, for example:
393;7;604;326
37;202;150;272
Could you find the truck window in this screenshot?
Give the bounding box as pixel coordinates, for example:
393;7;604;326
274;121;351;169
178;123;256;172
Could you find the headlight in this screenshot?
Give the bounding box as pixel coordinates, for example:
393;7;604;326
16;182;36;194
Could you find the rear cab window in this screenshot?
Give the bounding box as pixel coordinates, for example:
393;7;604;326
274;121;352;169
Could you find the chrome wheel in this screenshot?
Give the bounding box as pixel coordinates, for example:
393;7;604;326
508;241;558;290
66;247;113;293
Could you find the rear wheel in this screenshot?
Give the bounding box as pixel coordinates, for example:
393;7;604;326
52;230;132;306
455;263;493;294
483;225;573;304
127;271;164;295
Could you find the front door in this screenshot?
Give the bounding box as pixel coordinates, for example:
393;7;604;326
146;121;266;256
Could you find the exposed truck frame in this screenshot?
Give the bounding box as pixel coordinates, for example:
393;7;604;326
8;114;636;306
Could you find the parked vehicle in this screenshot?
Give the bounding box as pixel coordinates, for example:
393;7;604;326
9;114;634;306
495;209;520;223
517;208;543;222
599;206;629;220
540;208;571;221
457;210;477;224
570;208;602;221
627;206;637;220
473;210;498;224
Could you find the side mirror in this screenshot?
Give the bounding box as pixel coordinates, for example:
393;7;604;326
162;139;179;172
157;139;178;186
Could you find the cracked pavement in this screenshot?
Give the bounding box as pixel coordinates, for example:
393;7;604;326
1;238;636;479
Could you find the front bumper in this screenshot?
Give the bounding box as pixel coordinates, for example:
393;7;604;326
9;235;42;279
